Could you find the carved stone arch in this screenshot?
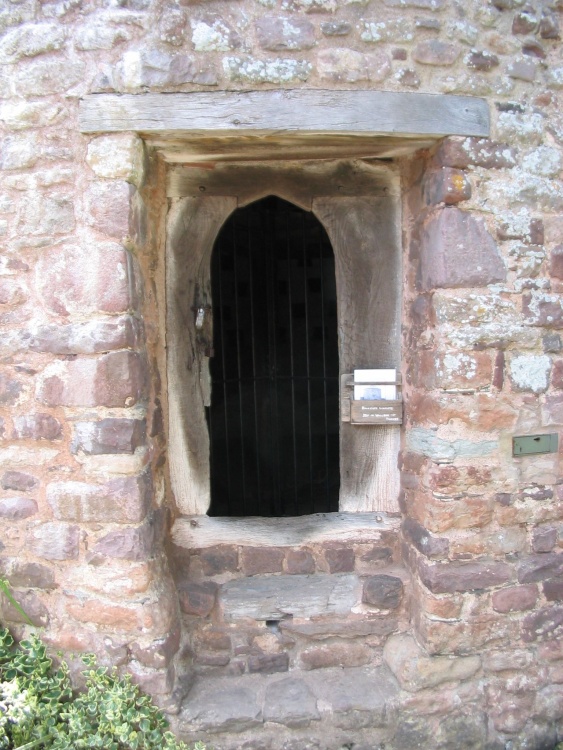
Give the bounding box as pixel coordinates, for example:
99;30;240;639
166;162;401;517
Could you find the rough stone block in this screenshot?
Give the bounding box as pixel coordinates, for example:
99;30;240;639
362;19;414;44
0;560;56;589
522;606;563;642
18;193;75;236
66;597;147;633
321;22;352;36
466;50;499;70
418;558;513;593
317;48;390;83
47;475;150;524
509;354;551;394
0;135;38;170
178;581;217;617
0;23;66;64
1;471;38;492
413;40;459;65
247;652;289;674
14;59;85;96
383;633;480;692
255;17;315;51
402;518;449;559
37;242;133;316
223;56;311;84
0;496;38;519
119;50;218;88
92;521;154;562
533;527;558;553
0;373;23;406
179;680;262;733
29;316;142;355
221;574;361;620
523;291;563;328
1;590;49;627
86;134;146;187
131;627;181;669
71;419;146;455
37;351;147;408
29;522;79;560
517;553;563;583
434;137;517;170
363;575;404;609
544;579;563;602
423;168;471;205
419;208;506;290
84;181;134;240
241;546;285;576
300;642;371;670
550;245;563;280
492;584;538;613
324;547;355;573
285;549;315;574
11;413;62;441
199;546;239;575
263;678;319;727
281;614;397;641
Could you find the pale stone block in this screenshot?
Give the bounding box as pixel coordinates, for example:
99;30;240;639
86;134;146;187
383;633;481;692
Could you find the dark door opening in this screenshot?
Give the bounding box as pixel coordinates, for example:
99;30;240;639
207;196;340;517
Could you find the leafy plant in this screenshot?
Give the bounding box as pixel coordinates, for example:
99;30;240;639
0;627;205;750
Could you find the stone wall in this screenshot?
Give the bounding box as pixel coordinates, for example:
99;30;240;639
1;0;563;748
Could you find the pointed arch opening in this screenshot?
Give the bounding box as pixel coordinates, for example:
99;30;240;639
208;196;340;517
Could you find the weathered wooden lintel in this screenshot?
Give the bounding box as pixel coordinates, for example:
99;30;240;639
79;90;489;160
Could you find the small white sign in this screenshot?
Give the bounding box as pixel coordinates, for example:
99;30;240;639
354;369;396;401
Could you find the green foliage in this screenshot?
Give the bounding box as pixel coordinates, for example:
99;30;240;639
0;627;205;750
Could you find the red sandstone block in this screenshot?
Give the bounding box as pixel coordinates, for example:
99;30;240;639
533;527;558;553
178;581;217;617
130;626;181;669
29;316;142;355
0;589;49;627
0;372;23;406
285;548;315;574
299;642;371;670
0;497;38;519
11;413;62;441
523;292;563;328
522;606;563;643
419;208;506;291
402;517;449;559
418;558;513;594
423;168;471;206
550;245;563;280
247;652;288;674
71;418;146;455
84;181;134;240
434;137;517;170
1;470;38;491
37;351;147;408
362;575;404;609
37;243;134;317
518;553;563;583
199;546;239;575
492;584;538;613
0;560;56;589
323;546;354;573
552;361;563;390
91;521;155;562
66;596;148;632
241;546;285;575
544;579;563;602
466;50;499;71
47;474;151;524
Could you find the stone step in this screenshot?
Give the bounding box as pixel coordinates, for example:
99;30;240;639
176;664;399;749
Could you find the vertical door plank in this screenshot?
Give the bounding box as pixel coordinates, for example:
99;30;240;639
166;196;236;515
313;197;401;513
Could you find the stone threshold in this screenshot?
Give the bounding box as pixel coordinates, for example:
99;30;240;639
177;664;399;744
171;511;400;549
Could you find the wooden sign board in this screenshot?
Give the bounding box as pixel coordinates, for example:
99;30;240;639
341;372;403;425
350;400;403;425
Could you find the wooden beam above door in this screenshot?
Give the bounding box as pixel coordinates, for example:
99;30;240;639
79;90;489;163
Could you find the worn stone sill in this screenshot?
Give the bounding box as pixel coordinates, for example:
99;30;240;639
171;511;400;549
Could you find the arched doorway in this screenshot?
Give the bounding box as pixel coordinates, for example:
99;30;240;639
207;196;340;517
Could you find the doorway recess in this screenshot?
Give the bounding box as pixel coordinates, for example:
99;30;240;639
208;196;340;518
